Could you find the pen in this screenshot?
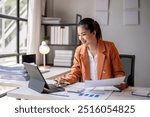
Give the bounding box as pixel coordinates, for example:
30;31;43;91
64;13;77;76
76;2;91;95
50;91;69;97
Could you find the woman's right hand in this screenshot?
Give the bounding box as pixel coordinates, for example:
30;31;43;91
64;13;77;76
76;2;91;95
54;75;70;87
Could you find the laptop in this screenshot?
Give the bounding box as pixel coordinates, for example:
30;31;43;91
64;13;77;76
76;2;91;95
23;62;65;94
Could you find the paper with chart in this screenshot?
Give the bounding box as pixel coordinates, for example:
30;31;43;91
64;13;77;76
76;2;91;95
85;76;125;88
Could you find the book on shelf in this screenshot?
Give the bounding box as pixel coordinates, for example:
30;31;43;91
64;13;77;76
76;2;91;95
42;17;61;24
54;26;58;44
50;26;71;45
54;59;72;63
55;50;73;55
50;26;55;44
54;61;72;67
54;56;72;60
42;17;61;20
62;26;70;45
53;50;73;67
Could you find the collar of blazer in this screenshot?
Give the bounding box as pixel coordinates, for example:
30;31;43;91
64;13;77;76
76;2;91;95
79;40;106;80
79;40;106;55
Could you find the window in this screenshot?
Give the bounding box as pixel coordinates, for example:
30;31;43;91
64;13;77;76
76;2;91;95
0;0;28;65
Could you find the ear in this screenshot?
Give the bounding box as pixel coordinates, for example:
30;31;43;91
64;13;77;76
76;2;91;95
93;31;96;35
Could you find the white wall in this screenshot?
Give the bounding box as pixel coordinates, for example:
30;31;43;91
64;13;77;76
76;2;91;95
47;0;150;87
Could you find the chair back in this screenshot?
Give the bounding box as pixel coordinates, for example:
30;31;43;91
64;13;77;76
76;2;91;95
120;54;135;86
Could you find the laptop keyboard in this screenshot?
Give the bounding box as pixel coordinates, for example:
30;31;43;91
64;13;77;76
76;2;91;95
44;84;65;93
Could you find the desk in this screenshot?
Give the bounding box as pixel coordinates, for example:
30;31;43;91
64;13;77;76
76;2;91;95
7;83;150;100
0;67;70;98
0;80;26;98
1;66;149;100
108;87;150;100
43;67;70;79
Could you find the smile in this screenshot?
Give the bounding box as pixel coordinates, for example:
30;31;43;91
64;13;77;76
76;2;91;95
81;39;87;44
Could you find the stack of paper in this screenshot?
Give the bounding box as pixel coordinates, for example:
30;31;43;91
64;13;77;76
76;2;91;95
85;76;125;91
0;64;29;81
85;77;125;87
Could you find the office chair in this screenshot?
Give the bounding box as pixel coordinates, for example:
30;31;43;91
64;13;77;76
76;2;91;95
120;54;135;86
22;54;36;64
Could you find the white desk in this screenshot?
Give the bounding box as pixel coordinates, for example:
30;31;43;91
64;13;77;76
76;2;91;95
1;66;149;100
0;79;27;98
0;67;71;98
43;67;70;79
7;83;150;100
107;87;150;100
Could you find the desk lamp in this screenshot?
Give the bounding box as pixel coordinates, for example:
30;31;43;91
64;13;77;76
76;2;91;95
39;41;50;69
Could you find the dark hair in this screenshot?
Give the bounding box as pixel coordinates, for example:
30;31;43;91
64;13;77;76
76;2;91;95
78;18;102;39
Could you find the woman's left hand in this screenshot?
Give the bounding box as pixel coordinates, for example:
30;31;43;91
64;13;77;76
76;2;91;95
117;82;128;90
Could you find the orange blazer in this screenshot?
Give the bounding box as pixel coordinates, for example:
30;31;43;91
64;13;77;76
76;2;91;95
65;39;125;84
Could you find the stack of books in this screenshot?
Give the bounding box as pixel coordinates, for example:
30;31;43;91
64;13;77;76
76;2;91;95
42;17;61;24
54;50;73;67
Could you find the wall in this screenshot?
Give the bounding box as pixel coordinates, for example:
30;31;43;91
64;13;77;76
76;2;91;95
46;0;150;87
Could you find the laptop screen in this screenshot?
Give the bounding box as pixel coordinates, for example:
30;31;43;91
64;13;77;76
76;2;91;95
24;62;65;93
23;62;50;92
23;62;45;82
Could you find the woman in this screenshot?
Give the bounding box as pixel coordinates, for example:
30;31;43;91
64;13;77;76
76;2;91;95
56;18;127;89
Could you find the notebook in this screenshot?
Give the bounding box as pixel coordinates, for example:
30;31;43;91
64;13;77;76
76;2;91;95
23;62;65;94
132;87;150;98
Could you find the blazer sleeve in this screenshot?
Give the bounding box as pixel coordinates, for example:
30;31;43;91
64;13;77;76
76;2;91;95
110;42;125;77
64;47;82;84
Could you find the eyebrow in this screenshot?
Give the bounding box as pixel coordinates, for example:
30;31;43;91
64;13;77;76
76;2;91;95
78;31;88;35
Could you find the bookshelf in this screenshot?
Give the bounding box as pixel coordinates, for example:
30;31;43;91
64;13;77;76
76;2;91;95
42;14;82;66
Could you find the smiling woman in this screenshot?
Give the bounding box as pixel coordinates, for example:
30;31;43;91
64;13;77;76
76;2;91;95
55;18;127;90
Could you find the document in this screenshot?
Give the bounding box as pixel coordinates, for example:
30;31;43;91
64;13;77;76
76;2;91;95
75;90;113;100
85;76;125;88
92;86;121;91
132;87;150;98
65;82;85;93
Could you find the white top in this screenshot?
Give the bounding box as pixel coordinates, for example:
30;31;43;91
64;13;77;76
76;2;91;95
87;48;98;80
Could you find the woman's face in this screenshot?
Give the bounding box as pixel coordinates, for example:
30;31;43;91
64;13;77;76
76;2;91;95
77;26;96;46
